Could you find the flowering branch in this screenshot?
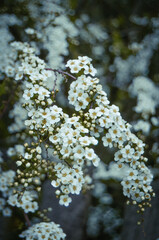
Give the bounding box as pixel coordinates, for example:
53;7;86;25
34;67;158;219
45;68;77;80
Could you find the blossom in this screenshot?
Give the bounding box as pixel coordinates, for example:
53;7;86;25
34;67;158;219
19;222;66;240
59;195;72;207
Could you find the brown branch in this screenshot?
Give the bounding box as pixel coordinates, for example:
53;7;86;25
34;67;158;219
45;68;77;80
24;212;31;227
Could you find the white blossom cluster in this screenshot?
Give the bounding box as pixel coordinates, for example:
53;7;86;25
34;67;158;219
10;42;99;207
0;156;38;214
129;76;159;117
8;100;28;133
8;191;38;213
93;161;129;181
0;36;154;240
6;0;80;135
87;161;127;238
130;15;149;26
0;170;15;217
6;40;153;210
110;16;159;168
75;13;109;80
111;17;159;137
129;76;159;134
87;177;122;238
19;221;66;240
87;205;122;239
0;170;15;194
0;5;157;238
112;16;159;87
0;14;22;79
66;57;154;203
31;0;78;71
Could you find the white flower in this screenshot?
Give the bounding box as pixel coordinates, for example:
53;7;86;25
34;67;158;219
16;161;22;166
79;136;91;146
29;201;39;213
121;145;135;158
61;186;70;195
15;72;23;81
109;126;121;139
7;194;18;207
66;59;77;68
126;170;138;180
49;135;59;144
39;108;50;119
60;147;72;158
66;116;79;125
92;157;100;167
23;89;33;100
89;108;102;119
85;148;96;160
73;145;85;159
102;133;113;148
24;153;32;159
3;207;12;217
90;137;98;145
59;195;72;207
84;64;97;76
36;146;42;154
51;180;61;188
70;63;81;73
78;56;92;64
69;181;81;194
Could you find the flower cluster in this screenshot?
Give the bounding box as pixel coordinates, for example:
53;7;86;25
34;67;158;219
66;57;154;206
19;222;66;240
0;170;15;217
112;15;159;87
0;37;154;240
8;191;38;213
66;56;97;76
0;2;158;239
129;76;159;118
10;43;99;207
0;170;15;193
0;14;156;238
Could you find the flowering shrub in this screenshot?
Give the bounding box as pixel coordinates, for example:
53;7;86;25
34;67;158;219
0;1;158;239
0;40;154;238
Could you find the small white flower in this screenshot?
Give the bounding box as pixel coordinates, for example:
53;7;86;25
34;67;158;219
16;161;22;166
59;195;72;207
3;207;12;217
36;146;42;154
84;64;97;76
85;148;96;160
79;136;91;146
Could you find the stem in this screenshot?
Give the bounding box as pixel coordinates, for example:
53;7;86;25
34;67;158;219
24;212;31;227
64;160;72;168
45;68;77;80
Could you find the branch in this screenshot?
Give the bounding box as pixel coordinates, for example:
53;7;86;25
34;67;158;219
23;212;31;227
45;68;77;80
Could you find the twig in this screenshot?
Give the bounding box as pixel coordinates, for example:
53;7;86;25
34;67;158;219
45;68;77;80
53;70;58;93
64;159;72;168
24;212;31;227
